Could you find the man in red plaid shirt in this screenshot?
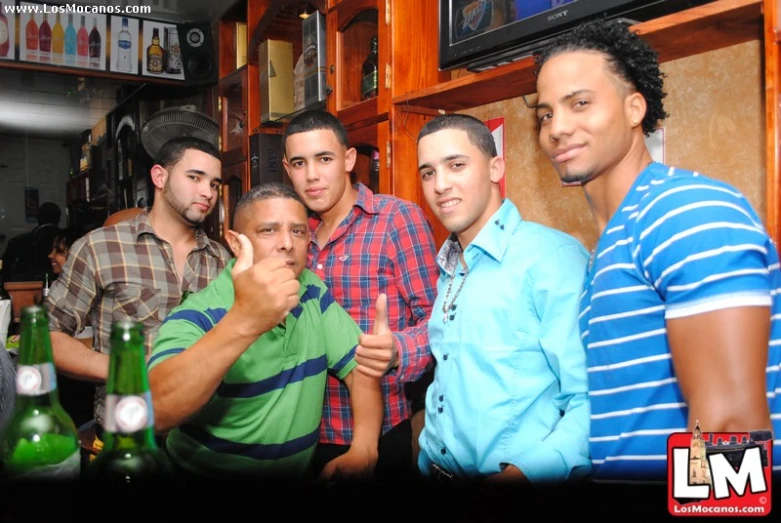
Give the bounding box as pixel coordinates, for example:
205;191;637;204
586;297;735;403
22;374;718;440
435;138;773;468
283;110;438;480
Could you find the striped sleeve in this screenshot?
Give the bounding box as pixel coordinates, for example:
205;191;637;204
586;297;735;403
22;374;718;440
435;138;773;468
318;284;361;380
148;304;224;371
634;179;774;319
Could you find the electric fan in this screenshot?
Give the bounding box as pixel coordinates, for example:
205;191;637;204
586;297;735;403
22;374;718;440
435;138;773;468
140;105;219;159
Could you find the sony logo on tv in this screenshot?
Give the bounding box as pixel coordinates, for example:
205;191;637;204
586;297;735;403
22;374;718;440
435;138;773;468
548;10;569;21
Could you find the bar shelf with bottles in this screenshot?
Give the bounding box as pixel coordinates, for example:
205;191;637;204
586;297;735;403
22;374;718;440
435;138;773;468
326;6;382;127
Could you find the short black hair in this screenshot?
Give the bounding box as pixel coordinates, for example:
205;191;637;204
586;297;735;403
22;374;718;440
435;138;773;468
417;113;498;158
38;202;61;225
535;18;668;136
232;182;306;229
155;136;221;171
282;110;348;157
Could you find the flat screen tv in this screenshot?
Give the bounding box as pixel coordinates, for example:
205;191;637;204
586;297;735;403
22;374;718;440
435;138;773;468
439;0;715;72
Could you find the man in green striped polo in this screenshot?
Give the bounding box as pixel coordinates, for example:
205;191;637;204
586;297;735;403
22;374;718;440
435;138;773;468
147;182;383;481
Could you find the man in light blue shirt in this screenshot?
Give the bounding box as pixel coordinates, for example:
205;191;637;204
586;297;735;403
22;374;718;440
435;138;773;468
415;113;591;484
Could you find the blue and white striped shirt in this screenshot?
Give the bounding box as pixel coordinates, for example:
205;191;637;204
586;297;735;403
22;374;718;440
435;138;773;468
580;162;781;481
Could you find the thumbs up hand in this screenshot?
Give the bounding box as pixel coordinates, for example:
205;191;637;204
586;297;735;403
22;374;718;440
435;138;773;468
355;293;398;378
228;231;300;339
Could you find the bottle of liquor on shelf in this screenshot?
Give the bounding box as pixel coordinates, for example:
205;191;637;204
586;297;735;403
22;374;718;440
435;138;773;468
0;305;81;481
38;13;51;63
64;14;76;66
86;320;173;484
76;15;88;68
146;28;163;74
25;14;39;61
116;17;132;73
164;26;181;75
88;17;101;69
0;3;10;58
360;35;378;101
51;12;64;65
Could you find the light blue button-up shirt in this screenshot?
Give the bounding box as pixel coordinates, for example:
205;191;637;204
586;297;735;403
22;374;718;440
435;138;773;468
418;199;592;483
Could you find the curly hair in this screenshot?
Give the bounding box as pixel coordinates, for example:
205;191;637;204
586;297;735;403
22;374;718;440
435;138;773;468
534;18;669;136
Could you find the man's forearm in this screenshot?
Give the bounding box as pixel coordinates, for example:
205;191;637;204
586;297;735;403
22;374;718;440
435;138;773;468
345;369;383;452
149;311;258;433
50;331;108;382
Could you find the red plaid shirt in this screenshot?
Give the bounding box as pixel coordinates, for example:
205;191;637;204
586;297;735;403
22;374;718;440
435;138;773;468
308;184;438;445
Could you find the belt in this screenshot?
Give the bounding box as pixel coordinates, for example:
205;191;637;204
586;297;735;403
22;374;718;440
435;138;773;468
431;462;456;483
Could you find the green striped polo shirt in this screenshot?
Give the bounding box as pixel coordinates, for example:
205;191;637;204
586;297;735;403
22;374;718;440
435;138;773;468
148;259;361;479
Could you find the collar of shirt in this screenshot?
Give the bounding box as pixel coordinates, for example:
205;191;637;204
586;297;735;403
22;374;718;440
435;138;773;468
130;209;221;257
308;183;380;245
436;198;522;276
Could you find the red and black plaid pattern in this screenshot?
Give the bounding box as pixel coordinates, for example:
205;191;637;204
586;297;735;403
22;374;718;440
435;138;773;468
46;210;230;426
308;184;439;445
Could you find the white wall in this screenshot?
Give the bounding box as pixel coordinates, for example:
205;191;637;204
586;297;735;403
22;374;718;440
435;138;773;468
0;135;72;254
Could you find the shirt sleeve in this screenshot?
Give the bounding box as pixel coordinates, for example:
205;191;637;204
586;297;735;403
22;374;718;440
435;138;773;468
147;305;209;371
320;287;362;381
46;235;98;337
634;179;774;319
386;202;439;383
508;242;593;484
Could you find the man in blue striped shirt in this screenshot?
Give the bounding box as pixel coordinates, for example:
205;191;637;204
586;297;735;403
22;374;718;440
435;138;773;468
534;19;781;481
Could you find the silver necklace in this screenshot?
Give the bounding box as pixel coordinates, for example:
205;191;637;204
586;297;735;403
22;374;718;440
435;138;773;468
442;265;468;323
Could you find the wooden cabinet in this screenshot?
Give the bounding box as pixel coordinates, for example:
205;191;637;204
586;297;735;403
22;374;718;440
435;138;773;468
220;0;780;247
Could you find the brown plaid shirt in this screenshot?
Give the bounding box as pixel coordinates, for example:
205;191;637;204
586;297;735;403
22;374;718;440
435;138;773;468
46;210;230;426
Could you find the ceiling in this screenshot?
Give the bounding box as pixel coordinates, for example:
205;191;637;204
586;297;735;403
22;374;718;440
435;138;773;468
0;69;127;140
0;0;237;141
66;0;234;24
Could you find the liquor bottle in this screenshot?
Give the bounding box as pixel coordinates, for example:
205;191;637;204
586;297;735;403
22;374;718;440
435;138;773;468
88;17;101;69
51;12;64;65
64;14;76;65
86;320;172;484
38;13;51;63
0;3;10;58
76;15;88;68
41;272;51;302
0;305;81;481
116;17;132;73
146;28;163;74
25;14;39;61
360;36;378;101
164;27;181;75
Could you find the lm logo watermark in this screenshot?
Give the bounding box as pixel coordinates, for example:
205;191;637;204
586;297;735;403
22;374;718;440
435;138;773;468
667;423;773;517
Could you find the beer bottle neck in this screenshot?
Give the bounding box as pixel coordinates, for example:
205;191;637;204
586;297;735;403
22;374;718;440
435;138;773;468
103;327;157;451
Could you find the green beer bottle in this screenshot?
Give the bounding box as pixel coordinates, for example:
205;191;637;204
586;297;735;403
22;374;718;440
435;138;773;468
87;319;171;484
0;305;81;481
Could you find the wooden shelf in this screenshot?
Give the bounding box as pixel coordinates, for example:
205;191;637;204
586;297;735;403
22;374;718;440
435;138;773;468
0;60;188;86
247;0;326;65
218;65;247;94
338;96;385;130
393;0;763;112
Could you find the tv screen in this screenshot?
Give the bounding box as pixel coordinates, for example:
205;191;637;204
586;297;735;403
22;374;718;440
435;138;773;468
440;0;714;72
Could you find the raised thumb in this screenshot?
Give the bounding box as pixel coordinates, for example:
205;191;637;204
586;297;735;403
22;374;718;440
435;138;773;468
372;293;390;335
231;233;254;275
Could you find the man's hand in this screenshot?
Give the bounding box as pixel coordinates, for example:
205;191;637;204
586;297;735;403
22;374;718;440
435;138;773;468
355;293;398;378
318;446;378;482
484;464;531;485
229;232;300;338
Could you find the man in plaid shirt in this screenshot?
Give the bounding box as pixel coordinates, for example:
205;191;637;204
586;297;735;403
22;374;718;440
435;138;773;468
45;137;231;443
283;110;438;480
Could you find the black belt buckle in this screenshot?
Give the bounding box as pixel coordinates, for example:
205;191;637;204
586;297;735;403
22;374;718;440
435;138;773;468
431;463;455;483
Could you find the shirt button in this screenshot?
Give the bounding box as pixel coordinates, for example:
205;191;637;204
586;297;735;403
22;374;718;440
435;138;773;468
437;406;443;413
316;263;323;270
443;354;448;361
440;448;447;455
439;395;444;402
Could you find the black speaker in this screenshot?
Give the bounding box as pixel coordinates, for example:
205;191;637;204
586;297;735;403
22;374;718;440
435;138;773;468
176;22;218;87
